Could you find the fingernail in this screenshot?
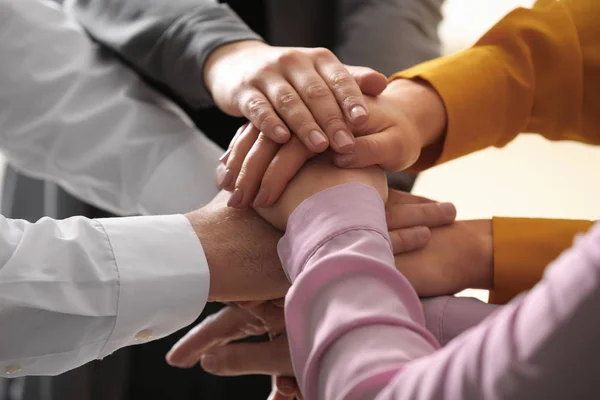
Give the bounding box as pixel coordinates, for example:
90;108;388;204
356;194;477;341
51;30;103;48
439;202;456;218
334;153;355;167
218;148;231;163
218;168;234;190
308;130;328;149
333;130;354;151
350;105;367;122
273;126;290;142
201;355;217;373
253;188;269;208
227;188;244;208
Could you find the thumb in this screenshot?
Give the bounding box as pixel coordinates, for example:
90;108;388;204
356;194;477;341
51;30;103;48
346;65;388;96
333;129;419;171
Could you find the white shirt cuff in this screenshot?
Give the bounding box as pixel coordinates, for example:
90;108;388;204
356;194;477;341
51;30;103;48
96;214;209;357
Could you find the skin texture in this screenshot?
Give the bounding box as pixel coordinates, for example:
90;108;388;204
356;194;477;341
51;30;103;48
185;191;288;303
220;78;446;209
216;65;389;208
205;40;386;155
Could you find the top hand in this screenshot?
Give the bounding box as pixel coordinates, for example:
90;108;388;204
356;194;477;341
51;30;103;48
217;78;446;209
206;40;387;154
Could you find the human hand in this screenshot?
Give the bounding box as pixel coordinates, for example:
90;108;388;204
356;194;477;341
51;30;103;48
184;191;289;303
205;40;387;154
215;78;444;209
254;153;388;230
393;219;494;297
166;300;301;399
332;78;447;170
385;189;457;253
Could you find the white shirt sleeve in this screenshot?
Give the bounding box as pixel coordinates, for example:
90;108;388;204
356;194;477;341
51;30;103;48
0;0;215;377
0;0;222;217
0;213;210;378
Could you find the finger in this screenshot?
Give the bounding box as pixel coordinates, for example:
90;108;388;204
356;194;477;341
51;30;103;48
219;123;248;164
229;133;280;208
200;335;294;376
276;376;300;397
313;50;369;126
386;188;437;205
166;306;266;368
245;301;286;333
386;202;457;230
215;163;226;189
222;124;259;192
284;63;355;153
389;226;431;253
254;136;315;207
237;88;291;144
345;65;388;96
259;76;330;153
333;129;419;171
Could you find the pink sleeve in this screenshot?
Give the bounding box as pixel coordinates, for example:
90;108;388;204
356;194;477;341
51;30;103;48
280;182;600;400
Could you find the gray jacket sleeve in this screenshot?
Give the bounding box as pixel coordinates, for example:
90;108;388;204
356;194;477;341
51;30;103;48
334;0;444;75
63;0;263;108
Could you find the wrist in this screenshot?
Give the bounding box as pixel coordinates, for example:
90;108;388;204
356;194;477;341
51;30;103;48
185;209;221;302
464;219;494;289
204;40;267;94
386;78;447;148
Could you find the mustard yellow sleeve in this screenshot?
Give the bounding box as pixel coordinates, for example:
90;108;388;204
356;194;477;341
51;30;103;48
390;0;600;170
488;217;594;304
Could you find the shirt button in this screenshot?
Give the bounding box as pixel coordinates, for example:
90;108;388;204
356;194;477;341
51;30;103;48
134;329;153;341
5;365;23;375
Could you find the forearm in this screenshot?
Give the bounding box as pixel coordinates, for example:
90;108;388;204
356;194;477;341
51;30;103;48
285;184;600;399
64;0;263;108
0;213;208;377
490;217;595;304
0;0;221;216
281;183;440;399
335;0;444;74
391;0;600;170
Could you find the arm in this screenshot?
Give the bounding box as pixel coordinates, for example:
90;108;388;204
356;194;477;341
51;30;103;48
0;190;287;377
0;0;222;216
63;0;262;108
0;213;208;377
490;217;594;303
283;183;600;399
390;0;600;169
335;0;444;74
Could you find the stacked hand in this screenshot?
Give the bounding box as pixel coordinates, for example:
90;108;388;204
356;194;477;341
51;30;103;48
218;78;447;209
177;162;465;398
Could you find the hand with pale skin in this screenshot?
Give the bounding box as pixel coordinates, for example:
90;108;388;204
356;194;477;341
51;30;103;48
206;40;389;168
215;63;389;208
219;78;446;208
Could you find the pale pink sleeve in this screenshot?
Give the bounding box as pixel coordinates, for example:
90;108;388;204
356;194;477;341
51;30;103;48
280;182;600;400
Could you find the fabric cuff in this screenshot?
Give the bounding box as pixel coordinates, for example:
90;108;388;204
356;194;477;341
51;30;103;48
278;183;389;283
97;214;209;356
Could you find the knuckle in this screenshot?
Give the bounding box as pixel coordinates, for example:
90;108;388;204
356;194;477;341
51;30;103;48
275;91;301;110
328;70;354;89
304;83;330;101
246;99;272;126
321;113;345;129
391;230;407;250
277;49;303;65
312;47;334;60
